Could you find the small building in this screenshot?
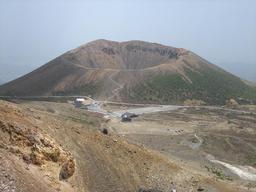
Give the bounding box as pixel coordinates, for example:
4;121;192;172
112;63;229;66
74;98;94;108
74;98;85;107
121;112;138;122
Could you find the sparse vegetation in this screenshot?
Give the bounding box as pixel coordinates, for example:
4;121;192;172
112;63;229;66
248;154;256;167
246;182;256;190
205;165;233;181
65;115;100;126
53;82;102;97
124;66;256;105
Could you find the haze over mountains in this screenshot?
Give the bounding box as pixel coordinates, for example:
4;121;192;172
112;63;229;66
218;62;256;83
1;0;255;85
0;39;255;105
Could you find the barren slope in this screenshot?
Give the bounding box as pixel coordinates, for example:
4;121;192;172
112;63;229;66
0;39;255;104
0;100;250;192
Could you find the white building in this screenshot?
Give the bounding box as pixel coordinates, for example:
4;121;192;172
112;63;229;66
74;98;93;108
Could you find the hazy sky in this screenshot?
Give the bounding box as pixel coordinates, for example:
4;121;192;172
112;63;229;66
0;0;255;83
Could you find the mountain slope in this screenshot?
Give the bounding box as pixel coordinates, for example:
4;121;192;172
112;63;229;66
0;39;255;104
0;100;249;192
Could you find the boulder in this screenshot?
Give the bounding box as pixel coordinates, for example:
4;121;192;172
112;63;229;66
59;159;76;180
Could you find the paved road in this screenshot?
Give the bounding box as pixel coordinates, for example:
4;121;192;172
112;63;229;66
0;95;92;99
1;95;255;116
112;105;183;117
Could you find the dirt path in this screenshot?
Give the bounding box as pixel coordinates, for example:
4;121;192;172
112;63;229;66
106;71;124;102
73;63;170;72
73;63;117;71
200;131;256;142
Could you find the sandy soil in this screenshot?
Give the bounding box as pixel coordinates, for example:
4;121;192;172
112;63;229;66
107;105;256;191
1;100;255;192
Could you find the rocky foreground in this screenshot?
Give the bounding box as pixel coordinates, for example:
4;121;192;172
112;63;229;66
0;100;252;192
